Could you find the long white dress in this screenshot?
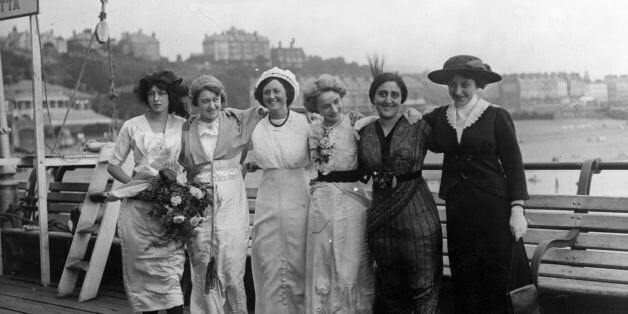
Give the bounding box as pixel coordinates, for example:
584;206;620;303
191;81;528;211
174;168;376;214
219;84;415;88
109;114;187;312
250;112;311;314
305;116;375;313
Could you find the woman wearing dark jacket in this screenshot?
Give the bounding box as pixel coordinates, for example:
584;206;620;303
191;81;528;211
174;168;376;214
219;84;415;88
423;55;531;313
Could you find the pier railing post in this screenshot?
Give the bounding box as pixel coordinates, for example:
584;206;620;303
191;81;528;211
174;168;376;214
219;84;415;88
576;158;601;213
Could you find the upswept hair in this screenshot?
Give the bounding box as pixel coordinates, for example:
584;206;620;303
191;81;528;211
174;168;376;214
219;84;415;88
134;70;188;118
367;54;408;104
302;74;347;113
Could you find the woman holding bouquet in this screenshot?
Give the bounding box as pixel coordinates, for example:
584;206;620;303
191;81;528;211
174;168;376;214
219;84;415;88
106;71;188;314
302;74;375;313
358;62;442;313
178;74;267;313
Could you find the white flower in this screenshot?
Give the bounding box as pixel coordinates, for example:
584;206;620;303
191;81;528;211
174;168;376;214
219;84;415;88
166;206;174;214
315;279;330;296
189;186;204;199
173;215;185;224
190;216;205;227
170;195;182;206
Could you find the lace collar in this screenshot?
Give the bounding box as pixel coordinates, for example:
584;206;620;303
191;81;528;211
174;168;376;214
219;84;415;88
446;96;494;131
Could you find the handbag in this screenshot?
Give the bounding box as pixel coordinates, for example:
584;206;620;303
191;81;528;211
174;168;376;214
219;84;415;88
507;239;542;314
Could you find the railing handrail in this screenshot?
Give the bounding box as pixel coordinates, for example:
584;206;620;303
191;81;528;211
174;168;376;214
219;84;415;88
423;161;628;171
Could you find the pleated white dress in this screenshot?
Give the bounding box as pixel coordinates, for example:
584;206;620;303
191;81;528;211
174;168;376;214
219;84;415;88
250;112;311;314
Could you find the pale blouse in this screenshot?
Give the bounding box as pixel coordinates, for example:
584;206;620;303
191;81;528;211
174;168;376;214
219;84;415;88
198;119;220;160
110;114;185;171
308;114;358;175
251;112;310;170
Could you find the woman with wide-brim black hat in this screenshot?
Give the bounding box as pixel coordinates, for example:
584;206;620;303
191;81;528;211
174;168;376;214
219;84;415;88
423;55;531;313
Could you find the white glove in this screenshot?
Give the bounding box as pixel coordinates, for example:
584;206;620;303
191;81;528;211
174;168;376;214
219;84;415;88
510;205;527;241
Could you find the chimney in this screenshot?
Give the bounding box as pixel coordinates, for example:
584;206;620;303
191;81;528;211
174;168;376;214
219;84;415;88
278;41;282;48
290;38;295;48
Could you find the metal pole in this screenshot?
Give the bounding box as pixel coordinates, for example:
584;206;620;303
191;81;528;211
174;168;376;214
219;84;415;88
30;15;50;286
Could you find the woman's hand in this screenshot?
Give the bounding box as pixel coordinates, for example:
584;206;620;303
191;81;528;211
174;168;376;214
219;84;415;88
243;161;260;172
305;111;321;124
403;108;423;124
354;116;378;132
510;205;527;240
347;111;364;125
0;127;11;134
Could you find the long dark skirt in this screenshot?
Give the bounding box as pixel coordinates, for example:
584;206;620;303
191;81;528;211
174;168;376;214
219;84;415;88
369;182;442;314
446;183;532;314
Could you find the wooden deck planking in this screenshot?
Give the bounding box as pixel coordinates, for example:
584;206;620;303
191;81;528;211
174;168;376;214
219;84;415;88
0;277;132;314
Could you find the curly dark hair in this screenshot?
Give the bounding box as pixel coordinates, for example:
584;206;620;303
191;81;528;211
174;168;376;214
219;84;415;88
134;70;189;118
253;77;296;107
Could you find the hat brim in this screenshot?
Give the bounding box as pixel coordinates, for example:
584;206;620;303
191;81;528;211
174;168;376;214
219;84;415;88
428;69;502;85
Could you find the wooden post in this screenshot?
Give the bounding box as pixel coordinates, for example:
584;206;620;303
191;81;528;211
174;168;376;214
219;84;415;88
0;40;19;277
30;15;50;286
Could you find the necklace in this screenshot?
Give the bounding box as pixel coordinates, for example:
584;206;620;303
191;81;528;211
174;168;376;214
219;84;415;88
269;110;290;127
322;114;344;131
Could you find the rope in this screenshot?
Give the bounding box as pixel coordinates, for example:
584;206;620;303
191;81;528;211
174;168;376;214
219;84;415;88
32;0;117;156
55;30;97;142
107;36;119;139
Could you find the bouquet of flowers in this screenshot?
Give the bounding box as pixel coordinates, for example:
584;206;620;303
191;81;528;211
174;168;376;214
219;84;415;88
135;168;213;250
309;127;336;174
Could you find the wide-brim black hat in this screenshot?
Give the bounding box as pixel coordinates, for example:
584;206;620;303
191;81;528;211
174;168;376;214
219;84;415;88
428;55;502;85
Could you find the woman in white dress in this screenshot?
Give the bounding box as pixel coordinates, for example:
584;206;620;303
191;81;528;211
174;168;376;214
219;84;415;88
250;67;311;313
178;75;266;313
302;74;375;313
106;71;188;314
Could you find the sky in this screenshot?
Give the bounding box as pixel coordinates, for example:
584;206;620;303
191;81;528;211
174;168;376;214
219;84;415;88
0;0;627;80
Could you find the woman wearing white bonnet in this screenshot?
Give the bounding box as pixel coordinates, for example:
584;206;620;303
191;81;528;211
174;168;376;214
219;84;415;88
179;74;267;313
249;67;312;313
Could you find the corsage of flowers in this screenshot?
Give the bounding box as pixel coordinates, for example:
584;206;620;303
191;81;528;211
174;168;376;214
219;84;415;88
311;133;335;166
136;168;213;250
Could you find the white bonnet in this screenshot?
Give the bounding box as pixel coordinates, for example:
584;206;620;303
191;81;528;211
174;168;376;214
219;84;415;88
254;67;300;99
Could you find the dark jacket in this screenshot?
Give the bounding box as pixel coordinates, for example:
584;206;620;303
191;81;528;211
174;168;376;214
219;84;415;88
423;104;529;202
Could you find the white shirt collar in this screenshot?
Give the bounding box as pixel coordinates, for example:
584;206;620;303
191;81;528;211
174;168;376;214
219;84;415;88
198;119;219;136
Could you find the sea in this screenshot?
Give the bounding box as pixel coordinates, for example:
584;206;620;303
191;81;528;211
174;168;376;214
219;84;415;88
14;118;628;197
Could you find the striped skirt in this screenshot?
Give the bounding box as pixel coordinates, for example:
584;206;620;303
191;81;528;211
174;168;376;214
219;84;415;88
369;180;442;313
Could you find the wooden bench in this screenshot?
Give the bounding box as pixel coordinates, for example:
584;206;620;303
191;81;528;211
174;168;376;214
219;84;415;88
2;167;93;232
244;159;628;308
433;193;628;297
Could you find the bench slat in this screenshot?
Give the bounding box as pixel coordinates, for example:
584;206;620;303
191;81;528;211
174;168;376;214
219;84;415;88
47;192;86;204
527;195;628;213
527;212;628;232
539;264;628;285
524;229;628;251
538;277;628;298
542;248;628;269
49;182;90;192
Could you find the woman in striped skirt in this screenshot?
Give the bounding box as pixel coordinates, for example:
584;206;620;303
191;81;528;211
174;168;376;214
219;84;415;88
358;66;442;313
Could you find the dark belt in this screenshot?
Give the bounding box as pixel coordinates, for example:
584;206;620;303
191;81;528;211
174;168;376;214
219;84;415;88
396;170;423;182
317;170;366;183
372;170;423;190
